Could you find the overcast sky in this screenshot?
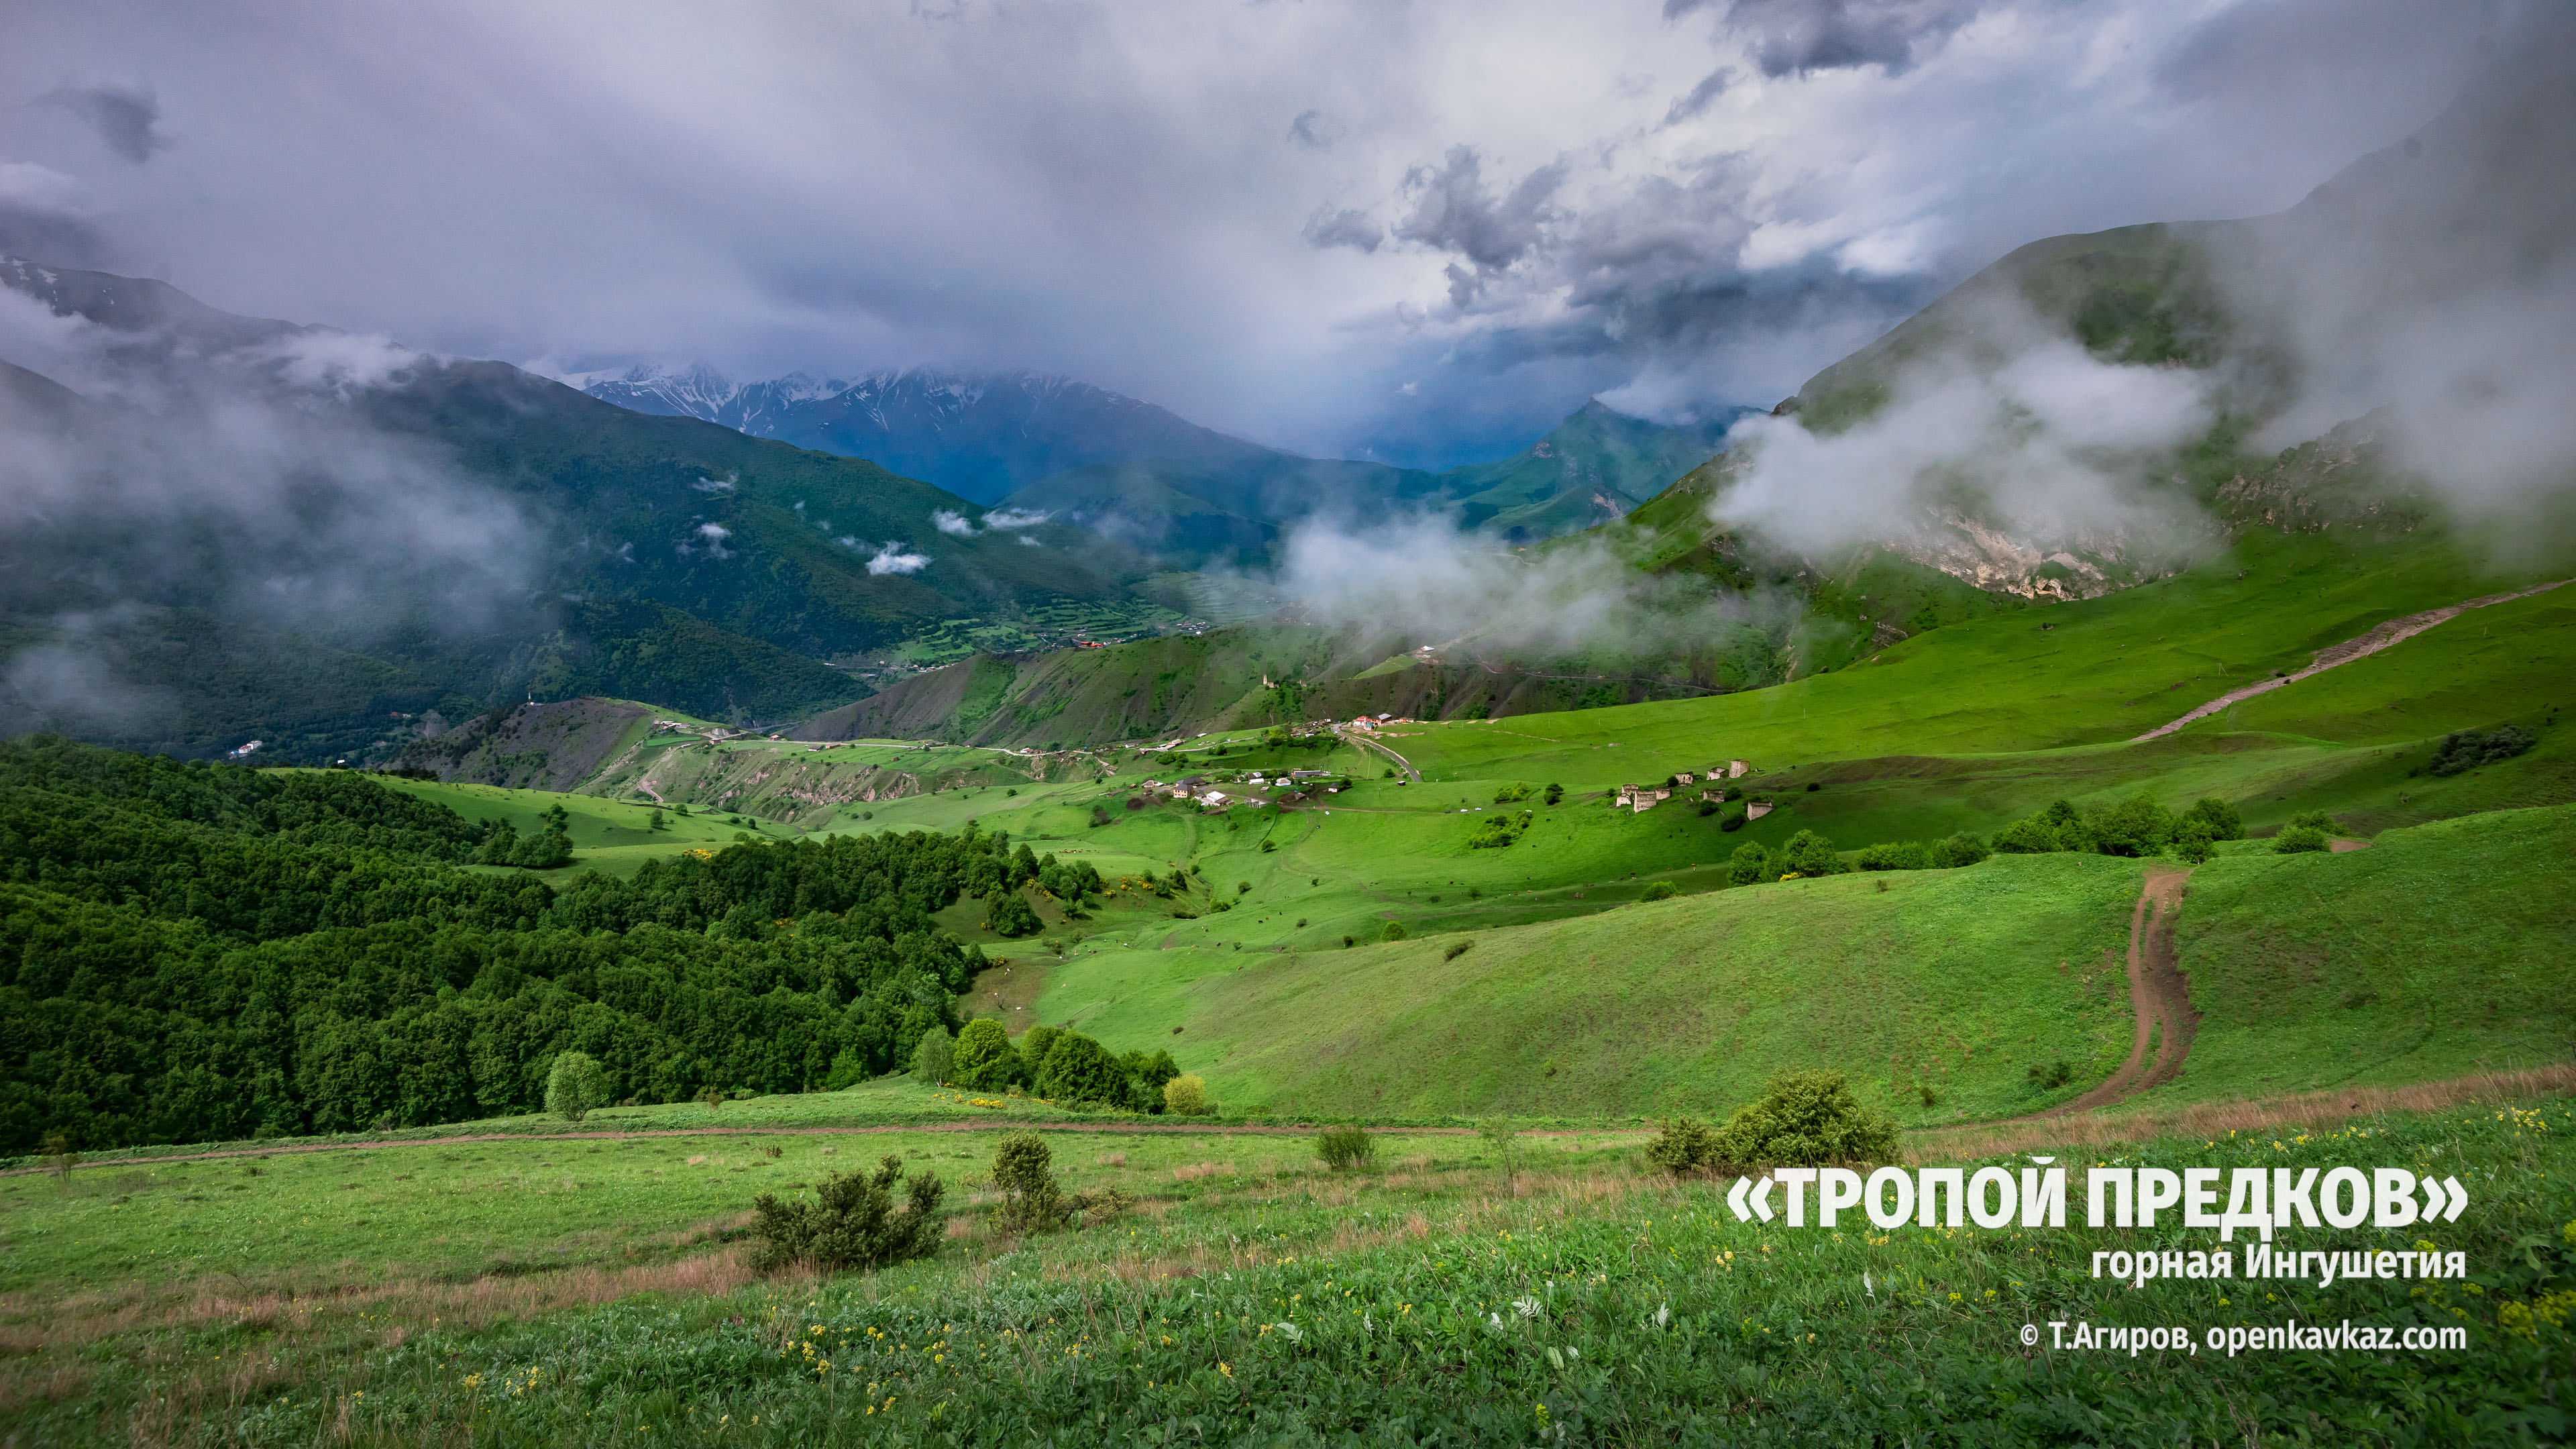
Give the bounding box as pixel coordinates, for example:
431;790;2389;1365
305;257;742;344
0;0;2526;467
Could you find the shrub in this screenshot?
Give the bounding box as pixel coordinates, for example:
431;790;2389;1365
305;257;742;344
2429;725;2536;776
1444;939;1473;960
1468;809;1534;849
2273;824;2331;854
1711;1070;1898;1167
1639;880;1678;900
1380;921;1409;942
1542;782;1563;804
1036;1032;1129;1107
1726;841;1773;885
543;1051;610;1123
2173;822;2218;865
1645;1118;1721;1177
1315;1126;1376;1171
2286;809;2337;833
749;1157;946;1273
2090;792;2175;857
952;1019;1022;1089
700;1087;727;1110
1342;934;1356;947
1777;830;1848;878
2180;796;2243;840
1991;816;2065;854
1493;782;1533;803
989;1132;1066;1233
985;892;1042;937
1162;1073;1208;1115
1854;840;1932;871
2027;1059;2074;1089
911;1025;955;1085
1930;833;1990;868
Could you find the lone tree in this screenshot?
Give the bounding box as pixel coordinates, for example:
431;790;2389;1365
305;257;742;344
544;1051;611;1123
911;1024;955;1085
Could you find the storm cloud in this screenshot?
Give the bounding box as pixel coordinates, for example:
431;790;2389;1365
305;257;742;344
0;1;2530;467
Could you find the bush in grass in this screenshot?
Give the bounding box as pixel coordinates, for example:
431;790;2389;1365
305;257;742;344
1645;1117;1721;1177
1162;1073;1208;1115
1726;841;1773;885
1638;880;1679;902
1992;815;2063;853
1930;833;1990;868
911;1025;955;1085
2173;820;2219;865
1468;809;1534;848
1315;1126;1376;1171
1493;782;1533;803
985;891;1042;937
1035;1032;1128;1107
1381;921;1409;942
543;1051;610;1123
1443;939;1474;960
750;1157;945;1273
1854;840;1932;871
2287;809;2338;833
989;1132;1067;1232
2428;724;2535;776
2273;824;2331;854
2180;796;2243;840
2089;792;2176;857
1542;782;1563;804
1712;1070;1898;1167
823;1048;866;1091
1778;830;1849;878
952;1019;1022;1089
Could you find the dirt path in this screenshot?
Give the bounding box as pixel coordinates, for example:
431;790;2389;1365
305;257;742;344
2038;867;2198;1117
2131;576;2572;742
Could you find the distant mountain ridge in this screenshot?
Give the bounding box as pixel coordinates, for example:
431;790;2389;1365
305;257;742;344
0;261;1177;761
576;362;1748;559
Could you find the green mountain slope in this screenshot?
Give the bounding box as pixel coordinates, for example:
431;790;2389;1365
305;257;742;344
0;266;1188;758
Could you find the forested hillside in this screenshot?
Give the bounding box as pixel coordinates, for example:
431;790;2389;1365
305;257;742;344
0;739;1022;1152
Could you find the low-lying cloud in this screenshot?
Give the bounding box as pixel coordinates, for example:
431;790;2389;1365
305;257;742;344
863;543;930;575
1716;326;2215;559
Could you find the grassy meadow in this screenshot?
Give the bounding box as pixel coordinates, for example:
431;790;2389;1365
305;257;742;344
5;1091;2570;1444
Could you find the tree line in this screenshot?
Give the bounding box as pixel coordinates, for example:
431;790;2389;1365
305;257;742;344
0;737;1022;1153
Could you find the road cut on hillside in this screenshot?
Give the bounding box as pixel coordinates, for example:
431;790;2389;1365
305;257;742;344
2133;576;2571;741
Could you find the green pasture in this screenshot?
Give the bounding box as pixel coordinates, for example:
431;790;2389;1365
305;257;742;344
2157;801;2576;1106
1042;852;2146;1124
1394;529;2565;788
7;1094;2569;1445
377;777;748;877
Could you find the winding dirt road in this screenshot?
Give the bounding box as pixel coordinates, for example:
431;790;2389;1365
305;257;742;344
2039;867;2198;1116
2133;577;2571;741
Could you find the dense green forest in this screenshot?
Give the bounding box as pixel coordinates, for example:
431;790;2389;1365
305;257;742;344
0;738;1006;1152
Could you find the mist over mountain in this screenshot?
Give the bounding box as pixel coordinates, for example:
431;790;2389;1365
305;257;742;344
0;262;1171;761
